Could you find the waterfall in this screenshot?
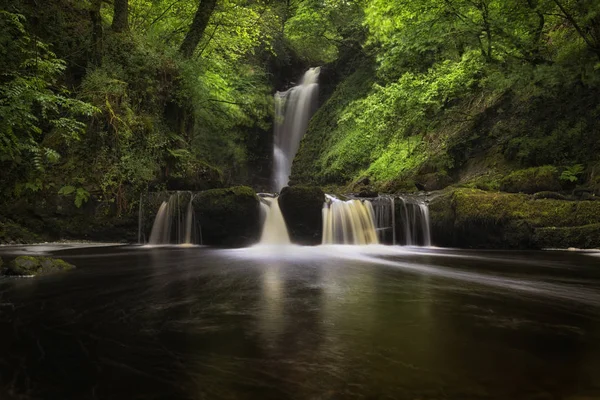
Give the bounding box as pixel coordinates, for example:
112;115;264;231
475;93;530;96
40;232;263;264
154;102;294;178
393;197;432;246
138;192;144;244
322;195;379;245
371;195;396;245
259;197;291;245
147;192;201;245
356;195;432;246
149;201;171;245
183;194;201;245
273;67;320;192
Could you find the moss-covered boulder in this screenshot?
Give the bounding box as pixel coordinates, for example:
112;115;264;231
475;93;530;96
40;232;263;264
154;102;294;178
193;186;260;246
5;256;75;276
278;186;325;245
429;188;600;249
533;224;600;249
499;166;561;194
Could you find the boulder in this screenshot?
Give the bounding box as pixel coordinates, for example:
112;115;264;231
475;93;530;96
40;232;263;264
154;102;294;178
428;188;600;249
500;166;561;194
533;224;600;249
5;256;75;276
193;186;261;246
278;186;325;245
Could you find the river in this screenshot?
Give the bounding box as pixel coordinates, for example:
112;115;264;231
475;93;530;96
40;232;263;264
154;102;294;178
1;244;599;399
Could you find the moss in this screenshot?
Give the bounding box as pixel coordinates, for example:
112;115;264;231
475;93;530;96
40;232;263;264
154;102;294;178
429;188;600;248
533;224;600;249
278;186;325;245
499;166;561;194
193;186;260;247
5;256;75;276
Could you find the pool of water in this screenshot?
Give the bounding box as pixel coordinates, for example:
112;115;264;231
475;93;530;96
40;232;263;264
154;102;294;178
1;244;599;399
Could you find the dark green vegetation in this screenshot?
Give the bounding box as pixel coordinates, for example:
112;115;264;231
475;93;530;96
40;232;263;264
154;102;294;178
0;0;599;248
2;256;75;276
279;185;324;244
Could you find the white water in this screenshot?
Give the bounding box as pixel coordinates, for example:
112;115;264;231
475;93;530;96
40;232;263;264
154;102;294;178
149;201;171;245
324;194;432;246
322;196;379;245
273;67;320;192
183;195;198;245
259;197;291;245
147;192;201;245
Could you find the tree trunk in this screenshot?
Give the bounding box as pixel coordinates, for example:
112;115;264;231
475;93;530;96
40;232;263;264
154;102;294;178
112;0;129;32
179;0;218;58
90;0;103;65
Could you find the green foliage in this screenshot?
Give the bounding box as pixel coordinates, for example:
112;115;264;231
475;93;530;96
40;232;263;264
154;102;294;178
560;164;584;183
0;11;98;164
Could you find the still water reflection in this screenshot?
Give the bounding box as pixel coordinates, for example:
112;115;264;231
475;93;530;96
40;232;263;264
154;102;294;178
1;245;600;399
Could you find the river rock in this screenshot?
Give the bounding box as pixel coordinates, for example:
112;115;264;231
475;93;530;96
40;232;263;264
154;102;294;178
429;188;600;249
193;186;261;246
278;186;325;245
5;256;75;276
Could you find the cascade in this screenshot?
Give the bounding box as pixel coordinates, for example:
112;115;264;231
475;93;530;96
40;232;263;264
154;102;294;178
326;194;432;247
273;67;320;192
147;192;202;245
370;196;397;245
394;197;431;246
138;192;144;244
259;196;291;245
322;195;379;245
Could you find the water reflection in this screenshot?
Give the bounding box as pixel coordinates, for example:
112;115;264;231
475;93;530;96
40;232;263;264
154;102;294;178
1;245;600;399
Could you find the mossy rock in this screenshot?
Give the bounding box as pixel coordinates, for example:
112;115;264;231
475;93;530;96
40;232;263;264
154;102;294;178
533;224;600;249
416;172;454;191
5;256;75;276
533;191;569;200
193;186;260;247
429;188;600;249
278;186;325;245
500;166;561;194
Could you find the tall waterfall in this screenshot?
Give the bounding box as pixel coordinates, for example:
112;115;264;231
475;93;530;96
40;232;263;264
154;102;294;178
259;196;291;245
147;192;201;245
322;196;379;245
273;67;320;192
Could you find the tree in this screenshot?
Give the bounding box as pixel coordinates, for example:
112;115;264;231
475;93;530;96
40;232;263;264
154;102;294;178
179;0;218;58
112;0;130;32
90;0;103;64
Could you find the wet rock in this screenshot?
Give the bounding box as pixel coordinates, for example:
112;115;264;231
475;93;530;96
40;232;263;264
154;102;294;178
356;188;378;198
429;188;600;249
5;256;75;276
279;186;325;245
533;224;600;249
193;186;261;247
